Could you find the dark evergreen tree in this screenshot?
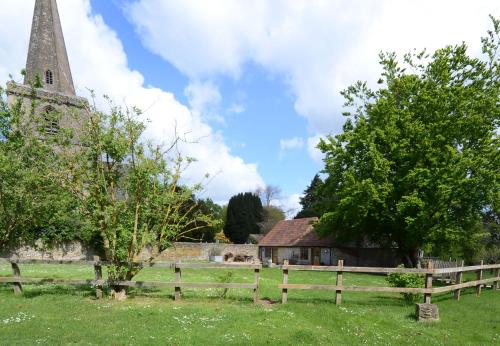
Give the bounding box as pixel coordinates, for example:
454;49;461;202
295;174;324;219
223;192;264;243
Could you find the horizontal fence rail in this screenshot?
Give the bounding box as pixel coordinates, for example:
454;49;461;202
279;260;500;305
0;258;262;303
1;258;498;306
172;260;261;303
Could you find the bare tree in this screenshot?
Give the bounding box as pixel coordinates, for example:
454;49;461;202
254;185;282;207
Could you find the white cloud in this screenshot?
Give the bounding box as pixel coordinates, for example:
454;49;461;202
227;103;245;114
126;0;500;135
280;137;304;151
307;134;325;164
0;0;264;202
279;136;304;159
184;80;223;123
275;193;302;220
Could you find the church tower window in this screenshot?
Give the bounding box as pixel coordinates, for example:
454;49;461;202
43;106;59;135
45;70;54;85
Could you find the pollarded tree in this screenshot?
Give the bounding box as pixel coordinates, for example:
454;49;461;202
223;192;264;243
60;96;220;299
316;16;500;266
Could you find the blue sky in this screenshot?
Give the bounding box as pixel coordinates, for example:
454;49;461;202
0;0;498;216
89;0;321;200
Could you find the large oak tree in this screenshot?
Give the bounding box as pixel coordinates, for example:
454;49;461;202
316;17;499;266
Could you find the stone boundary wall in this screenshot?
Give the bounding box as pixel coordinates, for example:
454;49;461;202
0;240;100;261
144;242;258;261
1;241;258;262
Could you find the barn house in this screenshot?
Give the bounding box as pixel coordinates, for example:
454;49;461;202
258;217;399;267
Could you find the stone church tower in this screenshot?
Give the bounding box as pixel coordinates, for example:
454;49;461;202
7;0;88;137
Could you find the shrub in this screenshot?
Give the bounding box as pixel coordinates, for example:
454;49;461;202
386;265;424;303
216;271;234;298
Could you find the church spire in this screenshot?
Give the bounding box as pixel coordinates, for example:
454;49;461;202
24;0;75;96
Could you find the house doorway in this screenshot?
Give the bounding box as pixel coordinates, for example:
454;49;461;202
321;248;331;265
272;247;278;264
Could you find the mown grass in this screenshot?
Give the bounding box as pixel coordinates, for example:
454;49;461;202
0;263;499;345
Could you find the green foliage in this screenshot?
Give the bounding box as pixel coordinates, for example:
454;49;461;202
316;16;500;266
61;97;220;284
1;264;500;345
216;271;234;298
386;265;425;303
0;86;87;248
223;192;264;243
295;174;324;219
173;196;223;243
260;205;285;234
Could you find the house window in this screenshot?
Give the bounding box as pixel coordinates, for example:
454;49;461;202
45;70;53;85
300;247;309;260
43;106;59;135
264;247;272;258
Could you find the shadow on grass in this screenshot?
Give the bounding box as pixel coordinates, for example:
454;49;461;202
406;312;418;321
1;283;95;299
2;282;259;305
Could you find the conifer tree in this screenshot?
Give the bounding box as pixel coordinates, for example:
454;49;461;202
295;174;324;219
223;192;264;243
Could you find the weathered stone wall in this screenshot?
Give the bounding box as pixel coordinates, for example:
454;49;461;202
0;240;100;260
142;242;258;261
1;241;258;262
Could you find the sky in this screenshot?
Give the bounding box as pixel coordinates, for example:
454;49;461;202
0;0;499;217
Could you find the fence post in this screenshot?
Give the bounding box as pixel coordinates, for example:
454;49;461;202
10;262;22;295
494;267;500;290
424;261;433;304
453;260;464;301
281;260;289;304
335;259;344;305
476;260;483;296
254;264;260;304
175;260;182;301
93;256;103;299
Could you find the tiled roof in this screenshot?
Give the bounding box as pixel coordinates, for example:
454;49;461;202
258;217;334;247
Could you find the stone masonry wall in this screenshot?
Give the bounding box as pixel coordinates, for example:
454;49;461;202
1;240;100;260
1;241;258;262
141;242;258;261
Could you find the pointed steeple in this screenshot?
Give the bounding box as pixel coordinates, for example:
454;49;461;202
24;0;75;96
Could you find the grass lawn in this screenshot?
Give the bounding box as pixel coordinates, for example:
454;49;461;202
0;263;499;345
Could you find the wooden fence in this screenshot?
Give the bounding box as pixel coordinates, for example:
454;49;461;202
279;260;500;305
0;258;261;303
420;257;462;282
1;258;499;306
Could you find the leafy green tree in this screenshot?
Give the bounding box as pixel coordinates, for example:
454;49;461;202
223;192;263;243
295;174;324;219
60;96;219;299
178;198;224;242
0;86;86;248
316;16;500;266
260;205;286;234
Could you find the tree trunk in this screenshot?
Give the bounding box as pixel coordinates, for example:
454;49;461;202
109;266;141;300
110;285;128;301
399;246;418;268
